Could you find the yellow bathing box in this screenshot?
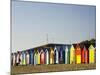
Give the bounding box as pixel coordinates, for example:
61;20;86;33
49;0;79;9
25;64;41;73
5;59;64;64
89;45;95;63
70;45;75;64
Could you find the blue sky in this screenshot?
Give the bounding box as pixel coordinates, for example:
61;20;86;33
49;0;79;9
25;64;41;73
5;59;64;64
12;1;96;52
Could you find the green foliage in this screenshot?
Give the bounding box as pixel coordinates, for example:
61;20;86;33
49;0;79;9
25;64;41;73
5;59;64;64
80;38;96;48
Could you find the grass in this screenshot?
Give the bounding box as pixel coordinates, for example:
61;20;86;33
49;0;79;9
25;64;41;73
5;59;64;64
11;63;96;74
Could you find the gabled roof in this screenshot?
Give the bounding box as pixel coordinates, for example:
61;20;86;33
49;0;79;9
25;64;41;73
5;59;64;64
70;45;75;51
88;44;95;50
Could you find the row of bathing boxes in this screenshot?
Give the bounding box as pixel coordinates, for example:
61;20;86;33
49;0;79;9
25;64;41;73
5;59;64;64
11;43;96;66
